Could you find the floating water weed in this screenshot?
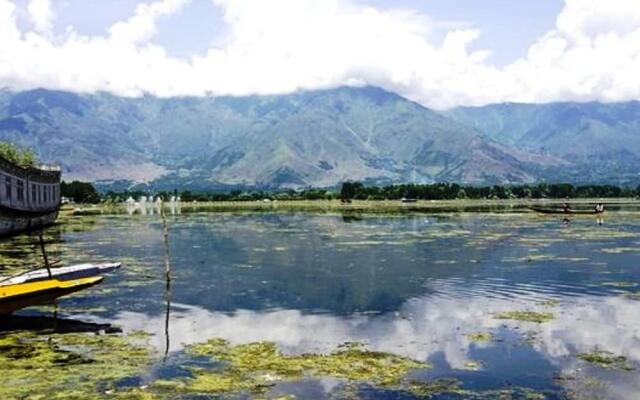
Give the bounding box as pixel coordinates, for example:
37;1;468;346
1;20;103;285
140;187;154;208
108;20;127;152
466;332;493;342
538;299;561;307
494;311;555;323
621;292;640;300
577;351;635;371
601;247;640;254
405;378;462;396
602;281;637;288
462;360;483;371
172;339;430;395
0;331;152;398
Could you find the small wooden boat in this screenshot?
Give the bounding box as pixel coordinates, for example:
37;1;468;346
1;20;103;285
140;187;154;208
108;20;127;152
529;206;603;215
0;262;121;286
0;262;122;315
0;276;103;315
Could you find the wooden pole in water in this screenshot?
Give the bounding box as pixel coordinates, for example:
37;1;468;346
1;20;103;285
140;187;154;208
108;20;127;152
38;232;53;279
160;201;172;358
161;202;171;286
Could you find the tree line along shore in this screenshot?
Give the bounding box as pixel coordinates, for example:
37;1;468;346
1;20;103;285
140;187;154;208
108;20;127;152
63;181;640;205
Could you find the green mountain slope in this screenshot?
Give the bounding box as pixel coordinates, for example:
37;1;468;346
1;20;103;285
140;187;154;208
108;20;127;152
0;87;552;189
446;102;640;184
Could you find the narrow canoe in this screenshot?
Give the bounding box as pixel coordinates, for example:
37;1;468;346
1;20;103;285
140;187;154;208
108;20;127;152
0;276;103;315
529;206;603;215
0;262;121;287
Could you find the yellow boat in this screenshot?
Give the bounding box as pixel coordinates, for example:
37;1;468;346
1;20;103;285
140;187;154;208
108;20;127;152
0;276;103;315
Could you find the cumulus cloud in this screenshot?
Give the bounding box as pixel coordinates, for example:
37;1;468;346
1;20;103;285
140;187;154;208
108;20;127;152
0;0;639;108
109;0;191;45
27;0;54;34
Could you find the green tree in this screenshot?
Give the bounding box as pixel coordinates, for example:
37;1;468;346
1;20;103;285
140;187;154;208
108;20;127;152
61;181;101;204
0;142;37;168
340;181;363;200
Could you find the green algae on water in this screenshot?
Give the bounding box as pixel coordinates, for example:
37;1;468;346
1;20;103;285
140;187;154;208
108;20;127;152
462;360;483;371
171;339;430;395
577;350;635;371
0;331;152;399
601;247;640;254
538;299;561;307
494;311;555;323
602;281;638;288
621;292;640;300
466;332;493;342
404;378;462;397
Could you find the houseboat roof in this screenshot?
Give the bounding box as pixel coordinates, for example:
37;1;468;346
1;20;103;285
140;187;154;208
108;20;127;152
0;155;61;184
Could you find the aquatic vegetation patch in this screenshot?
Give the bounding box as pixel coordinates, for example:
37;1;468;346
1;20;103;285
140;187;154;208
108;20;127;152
405;383;549;399
600;247;640;254
404;378;462;396
621;292;640;300
0;330;152;398
466;332;493;342
72;208;104;216
569;229;639;240
517;237;565;246
555;373;610;400
433;260;458;265
502;254;557;263
166;339;431;395
469;387;548;400
494;311;555;323
602;281;638;288
461;360;483;371
538;299;561;307
577;350;635;371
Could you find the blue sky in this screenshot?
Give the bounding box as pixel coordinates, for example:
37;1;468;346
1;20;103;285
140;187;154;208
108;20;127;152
48;0;563;65
365;0;564;65
1;0;639;108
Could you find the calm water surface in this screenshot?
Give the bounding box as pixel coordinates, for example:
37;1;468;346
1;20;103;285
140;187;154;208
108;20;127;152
2;210;640;399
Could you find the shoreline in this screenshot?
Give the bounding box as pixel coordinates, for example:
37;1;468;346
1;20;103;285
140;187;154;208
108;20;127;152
65;198;640;216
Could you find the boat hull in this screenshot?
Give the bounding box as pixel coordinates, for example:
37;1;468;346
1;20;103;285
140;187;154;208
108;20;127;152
0;263;121;286
0;277;103;315
529;206;602;215
0;207;58;237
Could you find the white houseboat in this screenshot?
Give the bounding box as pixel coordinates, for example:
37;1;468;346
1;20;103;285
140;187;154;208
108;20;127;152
0;155;61;236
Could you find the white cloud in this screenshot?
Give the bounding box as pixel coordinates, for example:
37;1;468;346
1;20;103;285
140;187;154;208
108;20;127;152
27;0;54;34
0;0;639;108
109;0;191;45
102;294;640;398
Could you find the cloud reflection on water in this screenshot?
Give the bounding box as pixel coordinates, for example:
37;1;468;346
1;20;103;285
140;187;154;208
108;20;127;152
104;292;640;398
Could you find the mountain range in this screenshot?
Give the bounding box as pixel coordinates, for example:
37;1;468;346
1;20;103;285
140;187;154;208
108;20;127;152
0;87;638;189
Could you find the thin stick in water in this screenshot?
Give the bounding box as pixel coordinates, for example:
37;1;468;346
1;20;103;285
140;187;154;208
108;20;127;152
38;233;52;279
160;202;172;358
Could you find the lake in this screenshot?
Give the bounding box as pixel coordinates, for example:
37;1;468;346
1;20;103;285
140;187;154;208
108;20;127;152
2;208;640;399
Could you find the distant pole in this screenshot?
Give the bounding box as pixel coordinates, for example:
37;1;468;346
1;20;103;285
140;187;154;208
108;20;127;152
38;232;52;279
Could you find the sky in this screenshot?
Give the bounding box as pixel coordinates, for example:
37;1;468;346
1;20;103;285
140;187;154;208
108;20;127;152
0;0;639;109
